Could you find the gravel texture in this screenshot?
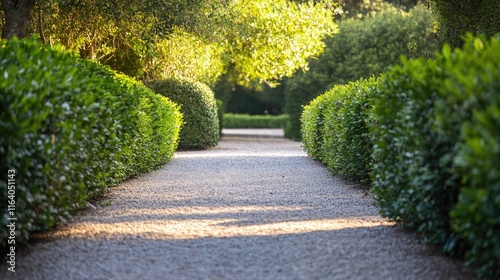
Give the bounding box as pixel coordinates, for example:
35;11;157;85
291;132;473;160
1;129;475;280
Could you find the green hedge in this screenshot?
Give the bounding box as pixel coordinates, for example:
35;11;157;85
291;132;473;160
371;35;500;278
301;35;500;278
148;79;219;150
224;113;289;128
301;78;378;183
0;38;182;244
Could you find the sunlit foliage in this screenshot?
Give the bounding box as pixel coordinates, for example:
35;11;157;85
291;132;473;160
223;0;337;86
149;27;226;85
1;0;336;86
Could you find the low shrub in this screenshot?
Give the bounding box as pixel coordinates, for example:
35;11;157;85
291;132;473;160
224;113;289;129
0;38;182;244
370;35;500;278
148;79;219;149
301;78;378;182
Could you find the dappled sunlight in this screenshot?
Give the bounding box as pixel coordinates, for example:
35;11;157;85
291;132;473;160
42;206;394;241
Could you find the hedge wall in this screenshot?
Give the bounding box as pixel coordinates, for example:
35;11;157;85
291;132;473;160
301;35;500;278
0;39;182;244
371;35;500;279
148;79;219;150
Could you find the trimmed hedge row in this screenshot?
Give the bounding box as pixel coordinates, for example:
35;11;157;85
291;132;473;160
301;78;378;183
372;35;500;279
148;79;219;150
224;113;289;129
301;35;500;278
0;39;182;244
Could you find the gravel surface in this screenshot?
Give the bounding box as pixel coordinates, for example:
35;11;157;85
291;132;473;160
1;129;475;280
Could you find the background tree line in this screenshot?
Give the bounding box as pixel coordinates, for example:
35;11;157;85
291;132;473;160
213;0;499;139
1;0;498;135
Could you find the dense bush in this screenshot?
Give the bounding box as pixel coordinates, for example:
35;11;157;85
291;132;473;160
224;113;289;129
284;4;435;139
0;38;182;244
371;35;500;278
148;79;219;149
301;78;378;183
449;36;500;279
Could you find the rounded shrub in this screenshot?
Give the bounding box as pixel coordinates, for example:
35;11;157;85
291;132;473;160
149;79;219;149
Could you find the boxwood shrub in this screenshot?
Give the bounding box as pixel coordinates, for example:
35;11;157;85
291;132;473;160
301;78;378;183
0;38;182;244
148;79;219;149
371;35;500;278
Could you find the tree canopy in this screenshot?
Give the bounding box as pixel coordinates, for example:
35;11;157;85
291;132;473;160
0;0;337;86
281;3;436;139
428;0;500;48
222;0;337;86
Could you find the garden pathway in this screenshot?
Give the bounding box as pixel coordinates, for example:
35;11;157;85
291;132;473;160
1;129;474;279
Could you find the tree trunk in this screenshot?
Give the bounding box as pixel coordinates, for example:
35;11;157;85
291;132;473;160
37;5;46;44
1;0;36;39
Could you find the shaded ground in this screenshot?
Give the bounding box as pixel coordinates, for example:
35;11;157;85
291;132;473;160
1;129;474;279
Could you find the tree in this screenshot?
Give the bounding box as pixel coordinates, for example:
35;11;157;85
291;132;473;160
1;0;336;87
221;0;337;87
148;27;226;85
1;0;35;39
33;0;218;77
429;0;500;48
282;3;436;139
145;0;336;86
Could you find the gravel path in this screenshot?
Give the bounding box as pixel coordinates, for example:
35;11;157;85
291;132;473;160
1;129;474;280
